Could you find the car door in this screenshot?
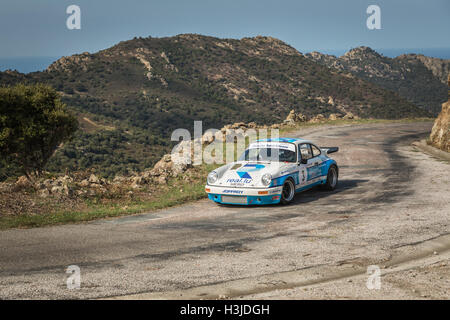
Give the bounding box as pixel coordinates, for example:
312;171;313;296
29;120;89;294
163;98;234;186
297;143;312;186
308;144;324;180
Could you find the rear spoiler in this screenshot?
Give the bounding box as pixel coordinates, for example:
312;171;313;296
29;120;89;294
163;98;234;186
321;147;339;155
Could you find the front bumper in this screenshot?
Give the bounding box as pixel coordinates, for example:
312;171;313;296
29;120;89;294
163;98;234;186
205;185;283;205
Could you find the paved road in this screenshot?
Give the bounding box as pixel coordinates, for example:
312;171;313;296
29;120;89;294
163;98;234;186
1;121;449;299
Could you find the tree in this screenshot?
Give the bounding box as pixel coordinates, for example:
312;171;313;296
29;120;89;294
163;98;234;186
0;83;78;180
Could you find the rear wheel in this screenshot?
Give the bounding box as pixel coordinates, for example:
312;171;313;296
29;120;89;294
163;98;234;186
280;179;295;204
323;165;338;191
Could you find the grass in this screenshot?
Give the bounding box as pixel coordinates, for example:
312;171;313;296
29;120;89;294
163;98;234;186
0;174;210;230
279;117;434;135
0;117;434;230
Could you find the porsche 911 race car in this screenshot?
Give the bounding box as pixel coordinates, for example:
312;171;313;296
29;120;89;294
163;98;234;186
205;138;338;205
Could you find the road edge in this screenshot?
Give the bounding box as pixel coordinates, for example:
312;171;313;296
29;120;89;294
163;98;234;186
412;139;450;162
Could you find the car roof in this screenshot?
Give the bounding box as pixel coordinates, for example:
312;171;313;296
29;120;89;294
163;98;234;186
255;137;312;145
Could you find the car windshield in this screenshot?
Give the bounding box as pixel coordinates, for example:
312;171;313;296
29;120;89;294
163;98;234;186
238;148;297;162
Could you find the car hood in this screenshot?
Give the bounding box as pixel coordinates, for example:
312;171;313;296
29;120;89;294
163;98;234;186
214;161;297;188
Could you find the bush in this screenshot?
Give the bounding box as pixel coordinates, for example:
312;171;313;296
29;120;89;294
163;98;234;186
0;83;79;179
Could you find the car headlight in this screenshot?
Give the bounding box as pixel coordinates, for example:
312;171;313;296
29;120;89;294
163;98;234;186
261;173;272;186
207;171;218;184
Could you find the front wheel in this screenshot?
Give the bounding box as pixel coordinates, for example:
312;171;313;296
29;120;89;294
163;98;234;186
323;165;338;191
280;179;295;204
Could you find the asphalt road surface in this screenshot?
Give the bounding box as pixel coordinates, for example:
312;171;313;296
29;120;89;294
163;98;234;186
1;121;449;299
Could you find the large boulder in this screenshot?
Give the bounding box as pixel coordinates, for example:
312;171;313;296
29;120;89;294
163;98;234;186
430;102;450;152
430;75;450;152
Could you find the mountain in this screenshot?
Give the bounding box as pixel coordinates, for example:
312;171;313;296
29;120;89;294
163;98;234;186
305;47;449;115
0;34;429;178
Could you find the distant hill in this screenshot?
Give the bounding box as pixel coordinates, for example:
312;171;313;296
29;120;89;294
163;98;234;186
305;47;449;115
0;34;430;178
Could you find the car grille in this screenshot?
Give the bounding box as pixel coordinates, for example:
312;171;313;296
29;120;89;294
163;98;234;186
222;195;248;204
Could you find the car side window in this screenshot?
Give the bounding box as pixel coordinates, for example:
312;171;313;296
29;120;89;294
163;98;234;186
299;144;312;160
311;144;321;157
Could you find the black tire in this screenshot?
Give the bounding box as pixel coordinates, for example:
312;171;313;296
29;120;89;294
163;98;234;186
323;165;338;191
280;179;295;204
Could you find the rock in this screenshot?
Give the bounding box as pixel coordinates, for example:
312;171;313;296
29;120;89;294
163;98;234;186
75;190;84;196
328;96;335;105
79;179;90;187
225;128;245;142
329;113;340;121
214;130;225;141
51;185;70;196
285;110;307;123
270;124;281;129
59;175;73;183
130;183;141;189
156;175;168;184
286;110;296;121
283;119;296;126
113;176;126;183
16;176;31;188
430;77;450;152
171;161;190;176
131;176;146;186
343;112;359;120
309;114;325;123
221;124;232;132
296;113;307;122
202;131;215;145
153;155;172;171
38;188;51;198
230;122;246;129
43;179;53;188
88;174;100;184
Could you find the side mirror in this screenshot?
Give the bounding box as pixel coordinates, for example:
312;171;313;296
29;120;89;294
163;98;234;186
300;158;307;164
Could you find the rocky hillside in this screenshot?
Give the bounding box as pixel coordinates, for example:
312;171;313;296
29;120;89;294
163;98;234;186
430;75;450;152
399;54;450;84
0;35;429;179
305;47;449;115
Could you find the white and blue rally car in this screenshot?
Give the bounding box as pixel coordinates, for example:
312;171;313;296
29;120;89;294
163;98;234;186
205;138;339;205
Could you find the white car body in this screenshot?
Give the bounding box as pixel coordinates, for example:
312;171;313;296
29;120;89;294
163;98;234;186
205;138;338;205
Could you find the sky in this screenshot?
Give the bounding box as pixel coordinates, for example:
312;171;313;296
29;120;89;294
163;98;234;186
0;0;449;63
